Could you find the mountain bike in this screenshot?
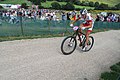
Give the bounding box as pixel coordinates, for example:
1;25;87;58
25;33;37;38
61;26;94;55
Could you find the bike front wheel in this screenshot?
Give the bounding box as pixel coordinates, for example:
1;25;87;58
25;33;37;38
61;36;77;55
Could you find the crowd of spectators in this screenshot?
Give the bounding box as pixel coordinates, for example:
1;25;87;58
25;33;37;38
0;8;120;24
96;12;120;22
0;9;63;24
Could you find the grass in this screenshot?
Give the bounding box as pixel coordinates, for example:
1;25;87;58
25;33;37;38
0;34;63;42
80;0;119;7
41;1;66;8
0;0;119;8
74;4;94;9
90;10;120;14
0;0;32;6
0;0;94;9
100;62;120;80
41;1;94;9
0;28;116;42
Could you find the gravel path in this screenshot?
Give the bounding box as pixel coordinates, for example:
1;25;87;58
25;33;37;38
0;30;120;80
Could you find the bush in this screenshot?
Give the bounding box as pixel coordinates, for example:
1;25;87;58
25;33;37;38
32;0;41;5
62;2;75;10
21;3;28;9
101;72;119;80
81;1;89;6
56;0;63;2
94;2;99;7
42;0;46;2
74;0;81;5
89;1;94;7
47;0;54;1
110;64;120;73
38;5;44;9
100;62;120;80
115;3;120;10
0;5;3;9
95;3;109;10
51;2;61;9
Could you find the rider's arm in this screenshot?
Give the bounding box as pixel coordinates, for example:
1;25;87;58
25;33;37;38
71;17;81;24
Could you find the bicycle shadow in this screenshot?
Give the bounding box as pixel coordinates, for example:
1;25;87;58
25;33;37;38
75;45;86;54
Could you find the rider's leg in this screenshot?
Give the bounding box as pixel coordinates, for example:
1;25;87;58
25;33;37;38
82;30;91;50
79;24;84;33
79;24;84;47
85;30;92;46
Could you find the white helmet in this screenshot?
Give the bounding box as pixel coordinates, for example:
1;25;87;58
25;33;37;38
80;9;88;15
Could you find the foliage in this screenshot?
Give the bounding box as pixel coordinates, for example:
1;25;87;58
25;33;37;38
89;1;94;7
62;2;75;10
21;3;28;9
94;2;99;7
33;0;41;5
38;5;44;9
74;0;81;5
100;62;120;80
81;1;89;6
51;2;61;9
95;3;109;10
115;3;120;10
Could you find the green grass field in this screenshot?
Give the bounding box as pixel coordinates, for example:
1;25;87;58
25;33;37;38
0;0;119;7
41;1;94;9
0;0;32;6
0;0;94;9
80;0;119;7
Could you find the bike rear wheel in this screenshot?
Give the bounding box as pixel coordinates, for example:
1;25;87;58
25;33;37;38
82;36;94;52
61;36;77;55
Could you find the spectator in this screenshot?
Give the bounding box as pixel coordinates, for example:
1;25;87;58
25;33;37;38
61;12;66;21
95;14;101;21
67;13;70;20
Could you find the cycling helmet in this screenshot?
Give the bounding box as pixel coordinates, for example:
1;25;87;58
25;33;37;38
80;9;88;15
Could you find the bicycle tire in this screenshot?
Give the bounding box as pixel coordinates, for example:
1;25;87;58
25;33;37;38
82;36;94;52
61;36;77;55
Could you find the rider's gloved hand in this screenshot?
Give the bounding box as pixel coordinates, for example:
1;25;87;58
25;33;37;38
70;24;73;27
81;27;86;30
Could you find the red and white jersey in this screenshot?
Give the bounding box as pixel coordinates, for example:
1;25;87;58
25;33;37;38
82;13;94;31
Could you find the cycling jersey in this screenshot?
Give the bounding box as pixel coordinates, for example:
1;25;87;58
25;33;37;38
82;13;94;31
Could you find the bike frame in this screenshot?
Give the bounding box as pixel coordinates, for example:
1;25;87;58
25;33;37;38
72;28;86;43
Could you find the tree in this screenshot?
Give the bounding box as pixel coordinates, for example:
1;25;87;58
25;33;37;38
95;3;109;10
115;3;120;10
56;0;63;2
62;2;75;10
51;2;61;9
38;5;44;9
34;0;41;5
21;3;28;9
47;0;54;1
74;0;81;5
81;1;89;6
28;0;41;5
94;2;99;7
42;0;46;2
89;1;94;7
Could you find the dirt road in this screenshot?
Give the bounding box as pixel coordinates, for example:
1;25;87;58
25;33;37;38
0;30;120;80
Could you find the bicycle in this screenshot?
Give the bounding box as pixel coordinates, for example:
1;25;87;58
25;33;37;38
61;26;94;55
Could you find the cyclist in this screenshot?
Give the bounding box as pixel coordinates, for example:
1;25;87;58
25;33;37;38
70;9;94;50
